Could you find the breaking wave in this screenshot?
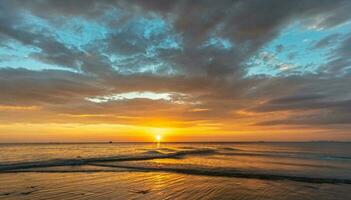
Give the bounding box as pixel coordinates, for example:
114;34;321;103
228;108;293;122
89;163;351;184
1;146;351;185
0;148;215;171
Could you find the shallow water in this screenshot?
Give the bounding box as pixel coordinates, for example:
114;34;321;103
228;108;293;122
0;142;351;199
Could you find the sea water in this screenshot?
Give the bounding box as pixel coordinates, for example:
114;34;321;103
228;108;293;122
0;142;350;199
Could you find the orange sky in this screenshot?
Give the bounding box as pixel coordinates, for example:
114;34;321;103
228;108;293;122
1;120;349;143
1;1;351;142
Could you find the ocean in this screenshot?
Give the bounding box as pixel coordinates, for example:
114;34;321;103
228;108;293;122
0;142;350;199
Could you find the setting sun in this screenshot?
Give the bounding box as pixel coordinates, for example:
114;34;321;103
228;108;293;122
156;135;161;142
151;128;166;142
1;1;351;199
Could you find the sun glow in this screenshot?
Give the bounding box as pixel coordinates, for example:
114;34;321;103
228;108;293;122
156;134;161;142
152;128;166;142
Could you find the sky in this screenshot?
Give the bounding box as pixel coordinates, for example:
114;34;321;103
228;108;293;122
0;0;351;142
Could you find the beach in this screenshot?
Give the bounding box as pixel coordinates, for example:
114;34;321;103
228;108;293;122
1;142;351;200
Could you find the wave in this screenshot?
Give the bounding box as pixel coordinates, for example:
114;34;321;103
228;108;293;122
137;148;176;152
214;147;351;161
155;147;177;152
1;147;351;185
218;147;241;151
5;162;350;185
89;163;351;184
143;150;165;155
218;151;351;161
0;148;215;171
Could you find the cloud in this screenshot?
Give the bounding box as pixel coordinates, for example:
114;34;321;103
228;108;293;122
320;34;351;74
252;94;351;112
256;111;351;126
0;0;351;135
312;33;341;49
0;68;107;105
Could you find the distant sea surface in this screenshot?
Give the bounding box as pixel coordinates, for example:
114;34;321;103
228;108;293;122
1;142;351;200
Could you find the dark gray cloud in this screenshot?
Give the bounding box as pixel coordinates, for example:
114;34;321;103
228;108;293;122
321;34;351;74
265;94;325;104
312;33;340;49
251;94;351;112
0;68;107;105
256;110;351;126
0;0;351;131
3;0;350;76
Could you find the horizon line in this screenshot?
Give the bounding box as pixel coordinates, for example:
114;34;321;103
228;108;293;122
1;140;350;144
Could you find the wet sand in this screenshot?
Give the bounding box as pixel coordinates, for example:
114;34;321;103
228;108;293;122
1;171;351;200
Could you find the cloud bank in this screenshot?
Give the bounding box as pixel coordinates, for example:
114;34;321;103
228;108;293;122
0;0;351;140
